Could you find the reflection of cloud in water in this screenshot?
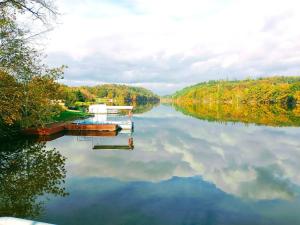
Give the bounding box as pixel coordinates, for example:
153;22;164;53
47;176;297;225
239;166;297;200
47;105;300;200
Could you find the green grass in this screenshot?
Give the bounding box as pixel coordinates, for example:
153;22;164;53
53;110;91;122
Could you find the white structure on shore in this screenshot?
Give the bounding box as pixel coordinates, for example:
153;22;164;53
87;104;134;130
89;104;133;114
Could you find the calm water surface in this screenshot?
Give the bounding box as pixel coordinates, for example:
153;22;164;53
2;104;300;225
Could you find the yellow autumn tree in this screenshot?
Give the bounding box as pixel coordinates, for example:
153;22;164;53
0;70;23;125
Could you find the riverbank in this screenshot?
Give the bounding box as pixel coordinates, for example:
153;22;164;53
22;110;95;136
0;110;91;140
53;110;91;122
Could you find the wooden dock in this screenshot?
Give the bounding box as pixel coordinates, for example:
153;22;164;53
23;122;119;137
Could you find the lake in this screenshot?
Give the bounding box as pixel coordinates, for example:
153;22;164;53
1;104;300;225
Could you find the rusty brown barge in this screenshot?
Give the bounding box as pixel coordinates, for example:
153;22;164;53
23;122;119;136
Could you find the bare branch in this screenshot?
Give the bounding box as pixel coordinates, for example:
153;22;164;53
24;27;53;40
0;0;58;24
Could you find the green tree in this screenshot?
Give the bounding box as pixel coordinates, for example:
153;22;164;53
0;70;23;125
0;0;66;130
75;90;86;102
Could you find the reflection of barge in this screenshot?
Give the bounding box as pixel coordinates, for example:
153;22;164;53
93;138;134;150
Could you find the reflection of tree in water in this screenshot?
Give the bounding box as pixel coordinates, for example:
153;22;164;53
0;137;68;218
110;100;159;114
132;101;160;114
173;102;300;127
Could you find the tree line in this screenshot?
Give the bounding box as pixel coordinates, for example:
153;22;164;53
171;76;300;106
61;84;160;110
167;76;300;126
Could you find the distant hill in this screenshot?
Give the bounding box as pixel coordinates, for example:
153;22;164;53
87;84;159;102
171;76;300;105
61;84;160;109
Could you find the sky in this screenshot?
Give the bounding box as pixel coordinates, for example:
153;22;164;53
44;0;300;95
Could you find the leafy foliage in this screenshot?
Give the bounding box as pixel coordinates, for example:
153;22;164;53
0;0;57;24
53;110;90;122
168;77;300;126
0;0;65;132
172;76;300;106
0;70;23;125
60;84;160;110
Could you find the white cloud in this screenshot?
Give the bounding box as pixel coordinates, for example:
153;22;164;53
45;0;300;94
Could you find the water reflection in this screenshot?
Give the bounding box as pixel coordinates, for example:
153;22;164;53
172;102;300;126
2;104;300;224
46;105;300;201
43;177;300;225
0;137;68;218
132;101;160;114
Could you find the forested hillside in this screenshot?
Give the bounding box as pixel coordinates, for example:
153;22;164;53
172;76;300;106
60;84;160;109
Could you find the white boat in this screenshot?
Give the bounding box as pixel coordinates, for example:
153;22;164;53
0;217;55;225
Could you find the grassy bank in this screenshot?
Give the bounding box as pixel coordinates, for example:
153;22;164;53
53;110;91;122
